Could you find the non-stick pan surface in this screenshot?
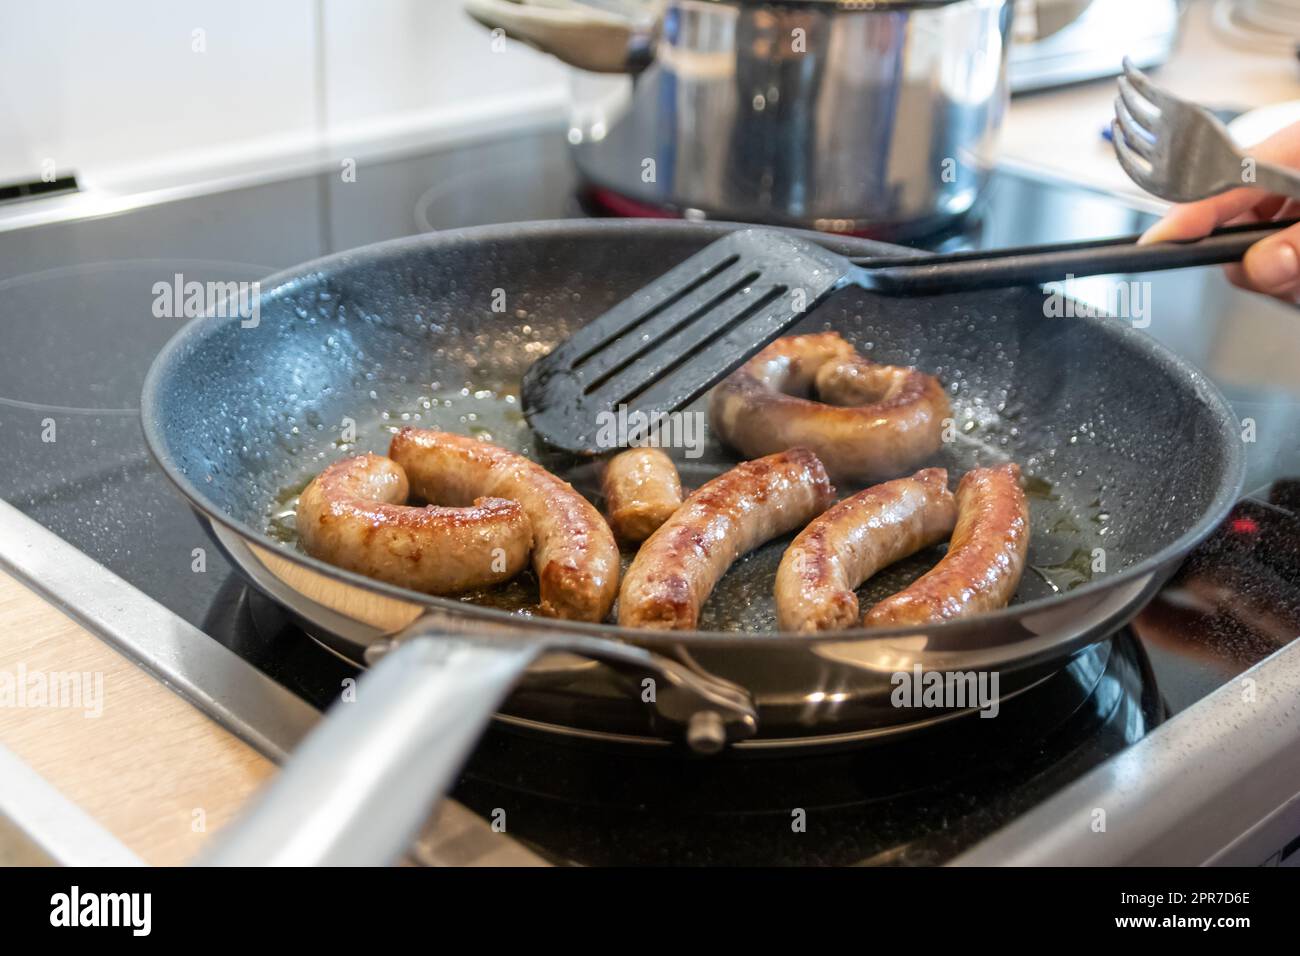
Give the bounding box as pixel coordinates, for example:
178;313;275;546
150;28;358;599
142;219;1242;647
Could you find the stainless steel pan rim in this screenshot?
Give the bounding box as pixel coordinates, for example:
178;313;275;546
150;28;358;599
140;218;1246;654
214;514;1096;749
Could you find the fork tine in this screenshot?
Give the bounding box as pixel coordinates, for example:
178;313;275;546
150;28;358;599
1111;120;1157;192
1114;95;1157;162
1117;77;1160;134
1121;56;1174;111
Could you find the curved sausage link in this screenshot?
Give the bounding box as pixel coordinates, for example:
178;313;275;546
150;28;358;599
619;448;836;630
389;428;620;622
864;463;1029;628
296;453;532;594
601;447;684;543
814;354;934;409
708;331;950;482
775;468;957;633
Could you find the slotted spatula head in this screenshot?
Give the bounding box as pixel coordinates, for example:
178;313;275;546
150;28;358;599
522;228;854;455
526;216;1300;455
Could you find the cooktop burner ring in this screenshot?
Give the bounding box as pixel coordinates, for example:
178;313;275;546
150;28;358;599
243;585;1119;753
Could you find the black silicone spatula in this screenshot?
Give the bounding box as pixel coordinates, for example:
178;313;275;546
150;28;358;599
522;220;1289;455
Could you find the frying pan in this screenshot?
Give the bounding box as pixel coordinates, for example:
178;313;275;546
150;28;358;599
140;219;1244;865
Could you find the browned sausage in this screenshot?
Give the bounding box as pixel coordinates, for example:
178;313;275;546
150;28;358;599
864;463;1029;627
814;353;938;411
601;447;684;543
389;429;620;622
618;448;836;630
296;453;532;594
775;468;957;632
708;331;949;481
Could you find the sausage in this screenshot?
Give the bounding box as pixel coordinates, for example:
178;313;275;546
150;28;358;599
618;448;836;630
296;453;532;594
864;463;1029;627
601;448;684;543
708;331;950;482
389;428;620;622
814;354;935;410
775;468;957;632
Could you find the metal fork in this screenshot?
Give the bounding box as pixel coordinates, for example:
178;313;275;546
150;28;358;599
1112;56;1300;203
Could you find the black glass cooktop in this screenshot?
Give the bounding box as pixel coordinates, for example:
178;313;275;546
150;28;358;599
1;128;1297;865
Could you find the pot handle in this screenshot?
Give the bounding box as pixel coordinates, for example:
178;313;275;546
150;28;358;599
199;623;756;866
463;0;653;74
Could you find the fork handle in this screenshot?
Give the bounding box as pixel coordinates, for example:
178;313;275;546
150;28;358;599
855;218;1300;295
1253;163;1300;201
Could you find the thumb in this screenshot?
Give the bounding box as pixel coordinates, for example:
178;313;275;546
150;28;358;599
1239;219;1300;294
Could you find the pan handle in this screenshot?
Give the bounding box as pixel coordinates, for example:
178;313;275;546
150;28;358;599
853;218;1300;294
199;634;535;866
199;622;756;866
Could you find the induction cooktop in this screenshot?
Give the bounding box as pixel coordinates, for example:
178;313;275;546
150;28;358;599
1;127;1297;865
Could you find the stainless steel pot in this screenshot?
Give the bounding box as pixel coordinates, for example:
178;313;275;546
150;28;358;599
466;0;1014;236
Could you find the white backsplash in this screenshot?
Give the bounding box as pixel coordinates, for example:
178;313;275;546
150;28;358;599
0;0;569;191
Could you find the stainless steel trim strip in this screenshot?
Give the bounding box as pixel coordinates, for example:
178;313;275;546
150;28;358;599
0;499;542;865
952;637;1300;865
0;742;144;866
0;498;318;761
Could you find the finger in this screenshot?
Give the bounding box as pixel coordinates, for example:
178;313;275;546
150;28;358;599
1226;264;1300;301
1140;189;1293;244
1267;282;1300;305
1138;189;1267;244
1240;118;1300;165
1138;123;1300;244
1244;194;1290;223
1240;220;1300;294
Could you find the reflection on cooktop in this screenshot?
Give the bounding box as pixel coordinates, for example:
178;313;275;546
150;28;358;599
1134;485;1300;712
455;633;1160;866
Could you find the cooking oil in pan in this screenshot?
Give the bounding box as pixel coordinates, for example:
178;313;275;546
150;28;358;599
1030;548;1097;594
262;375;1114;627
374;384;530;450
1022;474;1058;501
261;384;531;549
262;383;561;616
266;477;310;546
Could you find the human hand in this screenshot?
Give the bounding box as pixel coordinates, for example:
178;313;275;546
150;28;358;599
1139;121;1300;301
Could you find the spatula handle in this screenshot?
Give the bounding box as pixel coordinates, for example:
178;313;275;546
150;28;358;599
855;218;1300;295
